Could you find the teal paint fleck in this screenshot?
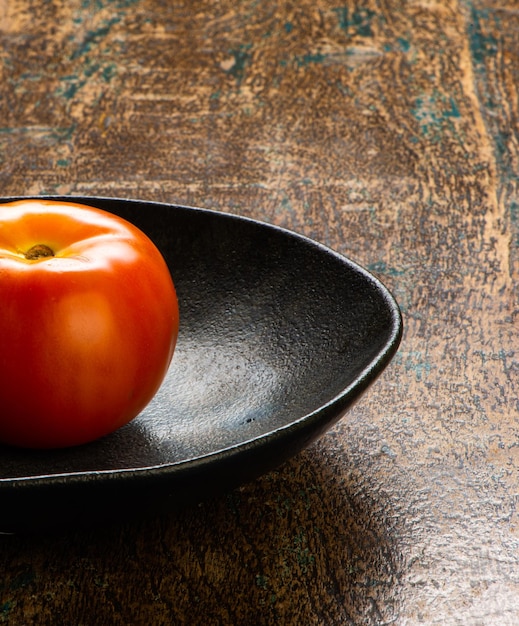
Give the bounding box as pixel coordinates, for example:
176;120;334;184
56;59;116;101
397;350;431;382
50;125;77;141
445;97;461;118
473;349;516;376
412;96;432;132
333;7;349;30
255;574;268;589
59;78;87;100
94;576;108;589
81;0;140;10
367;260;404;277
381;444;397;458
279;194;294;216
224;44;252;83
284;22;293;34
83;62;100;78
333;6;377;37
57;158;70;167
411;92;462;140
296;52;326;67
72;0;140;24
1;601;12;618
275;495;292;518
82;0;103;9
101;63;117;82
467;6;498;64
292;531;315;573
112;0;142;6
71;17;120;60
397;37;410;52
465;7;517;182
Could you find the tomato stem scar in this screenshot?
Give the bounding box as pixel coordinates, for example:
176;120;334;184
25;244;55;260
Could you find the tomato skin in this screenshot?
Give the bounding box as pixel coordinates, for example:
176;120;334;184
0;199;179;449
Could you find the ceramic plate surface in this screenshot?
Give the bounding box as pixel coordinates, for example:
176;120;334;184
0;197;402;532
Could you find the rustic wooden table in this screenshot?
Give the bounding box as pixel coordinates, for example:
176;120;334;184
1;1;518;624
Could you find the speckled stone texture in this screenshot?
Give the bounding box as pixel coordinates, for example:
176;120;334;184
0;1;518;624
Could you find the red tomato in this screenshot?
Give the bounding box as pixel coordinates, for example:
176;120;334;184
0;199;179;449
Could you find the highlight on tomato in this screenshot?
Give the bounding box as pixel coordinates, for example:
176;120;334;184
0;199;179;449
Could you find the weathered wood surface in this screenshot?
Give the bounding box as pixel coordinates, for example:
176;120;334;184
0;0;518;624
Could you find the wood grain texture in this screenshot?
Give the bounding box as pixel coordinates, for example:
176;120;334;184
0;0;518;624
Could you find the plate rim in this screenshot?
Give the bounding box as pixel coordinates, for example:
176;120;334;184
0;195;403;490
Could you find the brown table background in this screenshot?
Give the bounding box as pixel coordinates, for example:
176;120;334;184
1;1;518;624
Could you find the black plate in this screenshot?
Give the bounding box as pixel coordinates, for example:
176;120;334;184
0;196;402;533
